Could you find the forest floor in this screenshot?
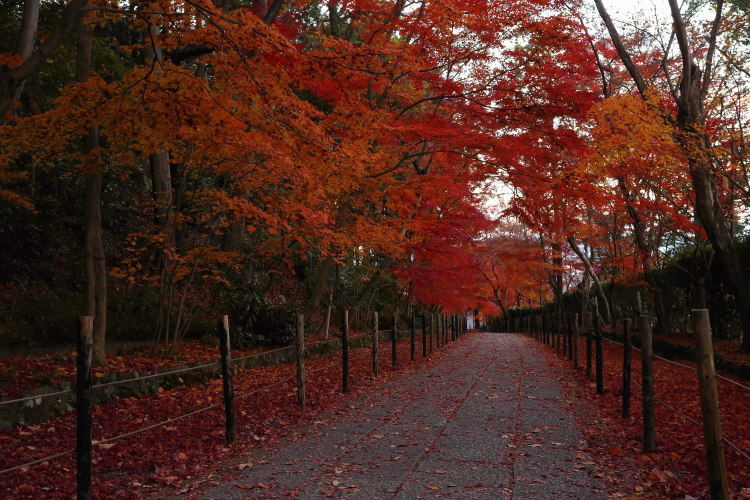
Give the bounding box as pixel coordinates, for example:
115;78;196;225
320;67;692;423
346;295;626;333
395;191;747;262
0;333;337;399
651;332;750;366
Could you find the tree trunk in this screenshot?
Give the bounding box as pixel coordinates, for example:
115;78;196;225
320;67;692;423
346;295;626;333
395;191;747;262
301;254;335;322
77;12;107;366
567;235;612;325
0;0;88;117
550;239;564;312
596;0;750;350
616;177;671;334
3;0;41;119
224;216;245;254
346;256;394;327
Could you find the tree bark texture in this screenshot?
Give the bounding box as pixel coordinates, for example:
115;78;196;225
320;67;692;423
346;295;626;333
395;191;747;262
77;12;107;366
0;0;88;117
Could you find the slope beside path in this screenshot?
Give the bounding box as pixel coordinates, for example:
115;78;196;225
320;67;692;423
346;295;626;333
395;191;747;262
197;333;609;499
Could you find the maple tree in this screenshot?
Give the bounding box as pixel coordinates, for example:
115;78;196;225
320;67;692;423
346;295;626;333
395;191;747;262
0;0;611;352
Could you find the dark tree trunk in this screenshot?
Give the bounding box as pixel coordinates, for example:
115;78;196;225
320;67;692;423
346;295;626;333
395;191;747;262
77;12;107;366
301;254;336;322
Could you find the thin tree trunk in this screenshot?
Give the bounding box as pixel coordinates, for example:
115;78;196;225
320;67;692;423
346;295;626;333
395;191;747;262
323;291;333;340
224;216;245;254
0;0;88;117
551;239;564;312
617;176;671;334
567;235;612;325
77;11;107;366
301;254;335;322
3;0;41;119
346;256;394;328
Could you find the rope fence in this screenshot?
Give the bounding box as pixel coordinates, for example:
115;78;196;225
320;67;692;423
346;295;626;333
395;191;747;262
600;335;750;391
0;340;348;408
0;310;471;491
513;309;748;500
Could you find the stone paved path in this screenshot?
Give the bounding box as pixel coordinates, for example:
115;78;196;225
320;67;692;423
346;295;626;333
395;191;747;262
201;333;608;499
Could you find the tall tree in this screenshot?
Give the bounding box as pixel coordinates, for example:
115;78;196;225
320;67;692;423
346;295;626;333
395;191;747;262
594;0;750;351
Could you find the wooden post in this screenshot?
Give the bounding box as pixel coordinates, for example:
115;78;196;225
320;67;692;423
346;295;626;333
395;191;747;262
296;314;306;412
342;310;350;393
692;309;730;500
586;320;593;378
438;315;443;348
373;312;379;376
448;315;452;343
622;318;631;419
422;312;427;357
77;316;93;500
218;316;237;443
430;314;434;353
324;291;333;340
595;315;603;394
639;314;655;451
410;311;416;361
391;313;397;366
440;314;447;348
567;313;574;361
573;313;579;370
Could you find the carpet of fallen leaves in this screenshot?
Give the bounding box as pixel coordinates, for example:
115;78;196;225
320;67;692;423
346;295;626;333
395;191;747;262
0;332;452;500
0;333;351;399
538;332;750;500
652;332;750;367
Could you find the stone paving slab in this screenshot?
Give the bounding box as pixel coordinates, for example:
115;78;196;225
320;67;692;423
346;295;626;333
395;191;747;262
200;333;608;500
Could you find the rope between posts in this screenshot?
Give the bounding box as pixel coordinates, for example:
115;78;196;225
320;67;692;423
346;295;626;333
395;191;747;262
0;448;75;475
0;333;414;475
233;345;291;362
94;362;221;390
0;389;75;408
600;336;750;392
0;373;297;476
306;333;369;348
0;346;301;407
601;358;750;463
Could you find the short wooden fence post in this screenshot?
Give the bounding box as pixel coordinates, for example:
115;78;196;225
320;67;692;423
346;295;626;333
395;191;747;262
692;309;729;500
218;316;237;443
297;313;306;412
586;323;593;378
444;315;448;345
342;310;350;393
430;314;434;353
567;313;574;361
391;313;397;366
573;313;579;370
77;316;93;500
422;312;427;357
439;315;443;348
373;312;379;376
410;312;416;361
639;314;655;451
622;318;631;418
595;315;603;394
